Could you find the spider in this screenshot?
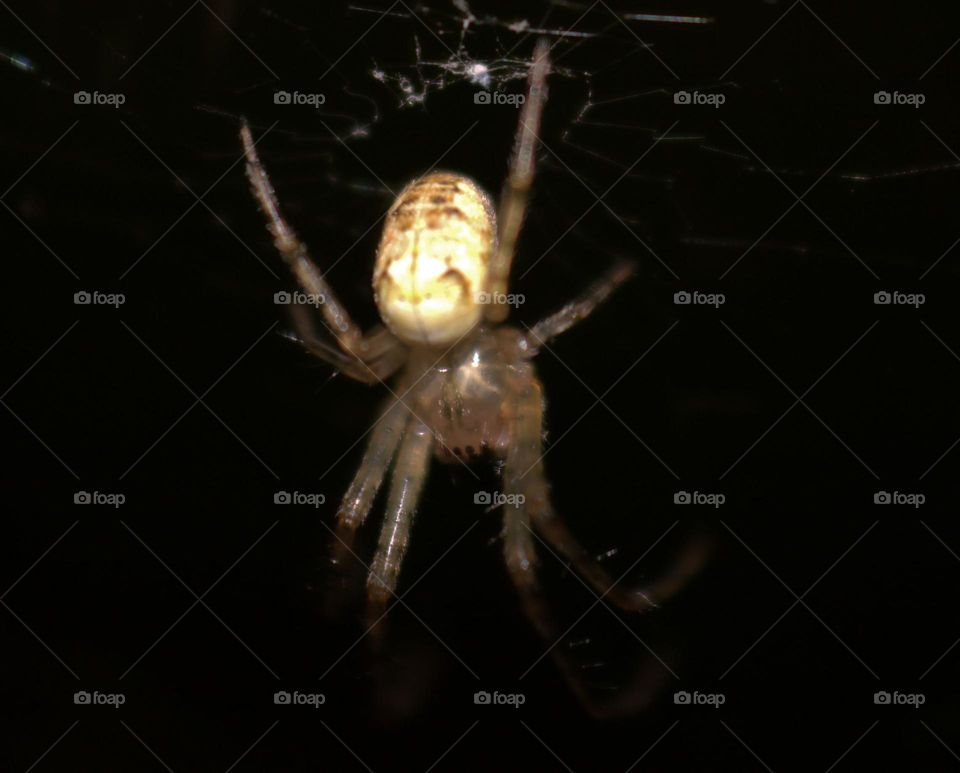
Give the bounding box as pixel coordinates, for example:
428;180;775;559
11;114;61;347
242;40;706;710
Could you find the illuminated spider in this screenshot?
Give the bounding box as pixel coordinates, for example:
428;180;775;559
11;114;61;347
242;40;704;707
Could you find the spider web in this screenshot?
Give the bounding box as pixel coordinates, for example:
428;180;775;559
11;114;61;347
197;0;960;318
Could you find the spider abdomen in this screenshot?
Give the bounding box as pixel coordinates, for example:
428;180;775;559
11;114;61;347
374;172;496;347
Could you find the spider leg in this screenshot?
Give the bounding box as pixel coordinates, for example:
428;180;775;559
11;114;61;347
287;304;406;384
485;38;550;324
365;418;433;634
505;378;708;613
328;396;412;587
325;395;414;617
502;503;592;709
241;120;402;368
503;505;670;717
525;260;635;350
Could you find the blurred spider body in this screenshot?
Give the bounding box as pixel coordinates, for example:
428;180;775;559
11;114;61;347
242;39;704;712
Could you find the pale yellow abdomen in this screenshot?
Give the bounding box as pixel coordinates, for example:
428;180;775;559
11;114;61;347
374;172;496;346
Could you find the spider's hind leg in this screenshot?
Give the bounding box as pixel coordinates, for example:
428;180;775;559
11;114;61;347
506;375;707;613
365;419;433;642
502;506;671;717
501;379;701;715
502;380;626;712
324;397;411;615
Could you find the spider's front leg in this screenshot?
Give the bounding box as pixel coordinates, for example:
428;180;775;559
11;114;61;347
241;121;403;380
485;38;550;324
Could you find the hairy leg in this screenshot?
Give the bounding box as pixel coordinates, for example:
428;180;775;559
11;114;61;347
485;38;550;323
505;378;707;612
366;419;433;630
329;396;412;581
525;260;635;350
241;120;402;367
502;505;595;709
287;304;406;384
503;480;671;717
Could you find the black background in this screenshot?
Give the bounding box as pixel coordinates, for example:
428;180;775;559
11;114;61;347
2;1;960;770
